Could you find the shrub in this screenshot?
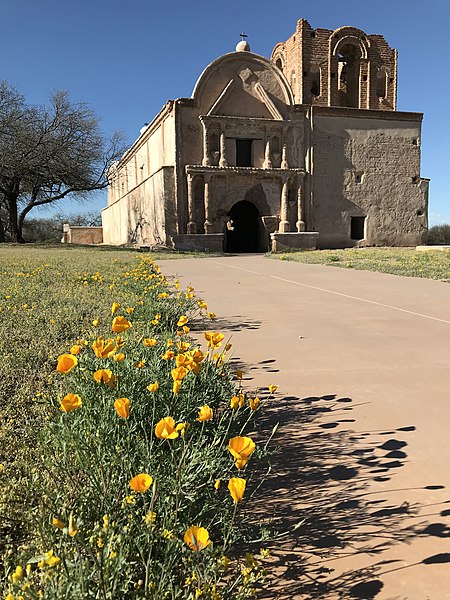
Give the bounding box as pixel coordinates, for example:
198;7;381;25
427;224;450;245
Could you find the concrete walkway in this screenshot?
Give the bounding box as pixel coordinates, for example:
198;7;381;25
162;255;450;600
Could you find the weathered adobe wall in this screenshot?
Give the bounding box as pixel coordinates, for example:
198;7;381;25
102;167;175;246
107;105;176;207
312;110;427;248
103;105;177;245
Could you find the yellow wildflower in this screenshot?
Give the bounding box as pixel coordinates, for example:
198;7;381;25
112;316;131;333
155;417;179;439
56;354;78;374
227;436;255;469
93;369;116;387
52;517;65;529
248;396;260;411
184;526;210;551
129;473;153;493
111;302;121;315
114;397;130;419
196;405;213;422
228;477;246;503
60;393;82;413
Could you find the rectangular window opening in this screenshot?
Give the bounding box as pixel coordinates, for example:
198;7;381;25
236;139;253;167
351;216;365;240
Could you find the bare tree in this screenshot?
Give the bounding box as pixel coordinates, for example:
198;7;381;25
0;82;125;242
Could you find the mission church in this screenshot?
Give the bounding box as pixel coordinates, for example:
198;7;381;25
101;18;429;252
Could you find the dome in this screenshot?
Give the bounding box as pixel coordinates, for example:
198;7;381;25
235;40;250;52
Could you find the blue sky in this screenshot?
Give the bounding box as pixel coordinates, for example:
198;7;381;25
3;0;449;224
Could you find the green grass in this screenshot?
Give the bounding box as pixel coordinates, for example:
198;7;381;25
272;247;450;281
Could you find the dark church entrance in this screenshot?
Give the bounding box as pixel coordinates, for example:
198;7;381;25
225;201;262;253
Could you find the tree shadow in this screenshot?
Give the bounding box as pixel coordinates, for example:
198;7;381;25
249;393;447;599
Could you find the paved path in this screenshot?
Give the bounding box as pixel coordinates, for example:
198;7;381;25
162;255;450;600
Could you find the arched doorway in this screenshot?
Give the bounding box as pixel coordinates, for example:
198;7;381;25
225;201;261;253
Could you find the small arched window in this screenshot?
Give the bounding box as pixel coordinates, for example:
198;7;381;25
275;57;283;70
377;68;387;99
310;65;321;97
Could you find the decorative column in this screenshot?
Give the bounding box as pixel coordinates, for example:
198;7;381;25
281;143;289;169
219;132;228;167
296;178;306;232
263;139;272;169
279;177;290;232
201;120;210;166
203;174;213;234
186;173;196;234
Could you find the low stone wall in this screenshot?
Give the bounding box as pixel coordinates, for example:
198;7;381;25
62;224;103;245
271;232;319;252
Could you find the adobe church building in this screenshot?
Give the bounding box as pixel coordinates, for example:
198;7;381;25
101;19;429;252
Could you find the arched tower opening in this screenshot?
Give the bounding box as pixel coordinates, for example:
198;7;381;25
338;44;361;107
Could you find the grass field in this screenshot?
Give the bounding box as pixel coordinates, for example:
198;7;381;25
0;245;269;598
272;247;450;281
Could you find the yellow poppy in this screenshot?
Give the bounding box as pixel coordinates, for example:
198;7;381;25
177;315;188;327
228;477;246;503
68;513;78;537
171;366;188;381
230;396;239;410
52;517;65;529
197;300;207;310
147;382;159;393
268;384;278;394
60;393;82;412
114;397;130;419
70;345;82;355
56;354;78;374
143;338;157;347
125;307;134;314
111;302;121;315
129;473;153;493
236;370;244;380
249;396;260;411
214;479;221;490
135;360;145;368
196;405;213;422
227;436;255;469
92;336;117;359
93;369;116;387
116;335;125;348
204;332;224;349
113;353;125;362
155;416;179;439
112;316;132;333
92;319;99;327
184;526;210;551
207;312;216;320
162;350;175;360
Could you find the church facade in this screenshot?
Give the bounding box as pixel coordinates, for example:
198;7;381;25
102;19;429;252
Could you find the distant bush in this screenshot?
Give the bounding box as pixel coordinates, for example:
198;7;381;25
428;224;450;245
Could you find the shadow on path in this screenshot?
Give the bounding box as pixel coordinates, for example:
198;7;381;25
248;393;449;599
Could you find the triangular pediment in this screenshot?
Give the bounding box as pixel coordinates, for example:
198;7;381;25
207;64;283;120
